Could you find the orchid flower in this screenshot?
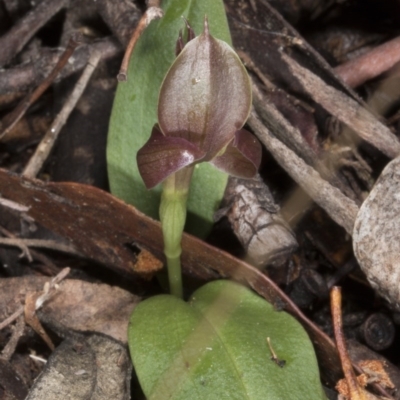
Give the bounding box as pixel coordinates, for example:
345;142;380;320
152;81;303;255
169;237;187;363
136;17;261;297
137;19;261;189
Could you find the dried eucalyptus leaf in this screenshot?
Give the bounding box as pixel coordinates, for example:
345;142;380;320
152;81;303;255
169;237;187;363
353;156;400;310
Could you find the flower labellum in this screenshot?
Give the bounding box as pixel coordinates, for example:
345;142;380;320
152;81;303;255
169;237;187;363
137;17;261;189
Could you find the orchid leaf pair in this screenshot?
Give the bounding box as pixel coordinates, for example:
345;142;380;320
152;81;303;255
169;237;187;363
137;18;261;189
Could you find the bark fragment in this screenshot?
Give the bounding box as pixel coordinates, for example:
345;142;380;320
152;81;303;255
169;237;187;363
221;176;297;267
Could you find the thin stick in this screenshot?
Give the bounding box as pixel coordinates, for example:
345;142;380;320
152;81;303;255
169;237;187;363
0;36;80;140
94;0;141;45
239;50;314;113
282;52;400;159
331;287;367;400
251;80;359;203
29;354;47;364
334;35;400;88
1;315;25;361
0;37;121;96
35;267;70;309
0;198;30;213
0;238;81;260
266;337;286;367
22;50;102;179
0;307;24;331
0;267;70;332
0;0;69;67
117;5;163;81
0;225;60;275
248;111;359;235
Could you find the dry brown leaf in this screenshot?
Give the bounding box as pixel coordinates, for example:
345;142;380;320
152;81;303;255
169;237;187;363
0;276;139;343
24;291;54;350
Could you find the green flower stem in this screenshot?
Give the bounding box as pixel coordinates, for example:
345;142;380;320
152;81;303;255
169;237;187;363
159;166;194;298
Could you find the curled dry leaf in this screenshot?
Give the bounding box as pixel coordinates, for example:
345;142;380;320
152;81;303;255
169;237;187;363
353;156;400;311
24;291;55;351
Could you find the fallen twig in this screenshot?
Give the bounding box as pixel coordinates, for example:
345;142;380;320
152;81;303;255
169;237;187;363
0;36;80;140
248;111;359;235
22;50;102;178
0;225;60;275
252;81;359;203
251;80;318;167
0;37;121;96
282;52;400;159
0;238;81;261
0;307;24;332
0;0;69;67
330;288;392;399
0;315;25;361
239;50;314;114
331;287;367;400
0;267;70;332
29;354;47;364
94;0;141;45
117;1;163;81
34;267;70;309
334;35;400;88
0;197;30;212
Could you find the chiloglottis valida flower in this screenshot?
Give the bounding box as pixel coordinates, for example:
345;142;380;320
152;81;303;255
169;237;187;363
137;17;262;189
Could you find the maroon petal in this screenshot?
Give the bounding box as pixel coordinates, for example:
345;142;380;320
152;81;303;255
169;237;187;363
210;129;262;178
137;125;204;189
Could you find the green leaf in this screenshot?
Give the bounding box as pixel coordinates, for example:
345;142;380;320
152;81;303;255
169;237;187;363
128;280;327;400
107;0;231;237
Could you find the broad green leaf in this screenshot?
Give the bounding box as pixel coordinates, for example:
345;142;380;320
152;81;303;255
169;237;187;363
107;0;231;237
128;280;327;400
